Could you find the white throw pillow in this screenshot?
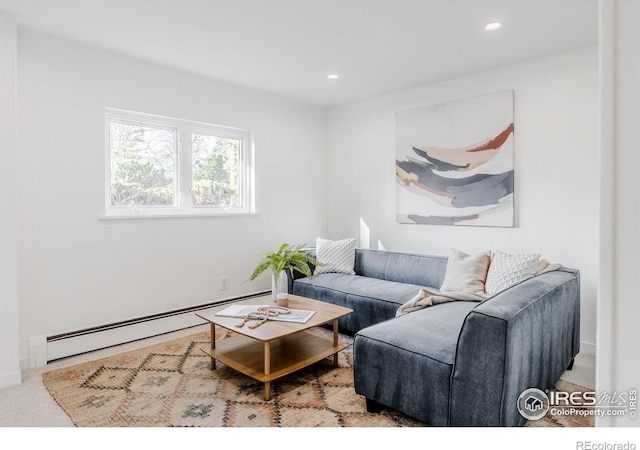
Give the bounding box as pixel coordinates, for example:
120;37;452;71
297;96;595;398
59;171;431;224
314;238;357;275
439;248;491;293
485;251;540;295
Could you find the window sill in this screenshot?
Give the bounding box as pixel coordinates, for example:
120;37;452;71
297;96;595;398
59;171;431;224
99;212;258;221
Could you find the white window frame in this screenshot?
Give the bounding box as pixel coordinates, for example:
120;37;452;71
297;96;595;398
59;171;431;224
104;109;255;219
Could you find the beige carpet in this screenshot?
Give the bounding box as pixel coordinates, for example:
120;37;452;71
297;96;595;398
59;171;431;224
42;329;593;427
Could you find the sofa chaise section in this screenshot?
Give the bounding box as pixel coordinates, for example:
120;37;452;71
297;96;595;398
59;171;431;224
353;301;477;426
354;266;580;426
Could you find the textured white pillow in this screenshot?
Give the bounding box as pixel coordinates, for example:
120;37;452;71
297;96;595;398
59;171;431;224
314;238;357;275
485;251;540;295
439;248;491;293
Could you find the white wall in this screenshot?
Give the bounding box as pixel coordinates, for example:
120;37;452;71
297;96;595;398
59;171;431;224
16;30;328;363
0;11;20;388
597;0;640;427
327;47;599;352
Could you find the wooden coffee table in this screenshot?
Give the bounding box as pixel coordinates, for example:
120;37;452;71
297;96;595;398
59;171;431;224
195;294;353;400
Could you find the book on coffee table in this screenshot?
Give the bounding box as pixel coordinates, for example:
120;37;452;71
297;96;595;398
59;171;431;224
215;304;316;324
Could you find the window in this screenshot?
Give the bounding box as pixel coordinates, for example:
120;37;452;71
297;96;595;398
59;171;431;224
105;109;254;218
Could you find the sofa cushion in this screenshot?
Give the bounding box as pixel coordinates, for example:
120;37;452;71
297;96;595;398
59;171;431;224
292;273;429;332
294;273;426;306
357;301;476;364
354;249;447;288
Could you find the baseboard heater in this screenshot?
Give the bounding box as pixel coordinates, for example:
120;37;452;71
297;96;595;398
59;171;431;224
45;291;270;363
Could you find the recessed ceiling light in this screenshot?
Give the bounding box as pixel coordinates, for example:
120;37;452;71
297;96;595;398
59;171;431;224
484;22;502;31
327;74;339;80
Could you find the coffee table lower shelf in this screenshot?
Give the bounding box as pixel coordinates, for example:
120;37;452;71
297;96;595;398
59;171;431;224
200;330;348;400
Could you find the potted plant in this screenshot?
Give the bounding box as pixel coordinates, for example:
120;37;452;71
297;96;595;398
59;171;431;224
248;243;321;301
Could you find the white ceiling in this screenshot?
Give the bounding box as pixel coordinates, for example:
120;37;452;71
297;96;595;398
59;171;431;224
0;0;598;107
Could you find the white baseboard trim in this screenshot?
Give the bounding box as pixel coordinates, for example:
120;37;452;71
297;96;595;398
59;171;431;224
19;357;29;371
29;335;47;369
45;292;268;364
580;340;596;356
0;370;21;389
46;312;203;362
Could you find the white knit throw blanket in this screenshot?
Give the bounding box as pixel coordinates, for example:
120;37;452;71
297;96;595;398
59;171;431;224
395;288;487;316
395;260;562;317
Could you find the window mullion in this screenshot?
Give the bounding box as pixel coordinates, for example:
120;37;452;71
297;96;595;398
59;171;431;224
180;126;193;212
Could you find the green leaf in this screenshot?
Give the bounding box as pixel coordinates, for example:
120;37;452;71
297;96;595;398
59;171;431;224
248;242;321;282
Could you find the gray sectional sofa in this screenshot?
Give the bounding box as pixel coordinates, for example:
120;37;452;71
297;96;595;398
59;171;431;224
288;248;581;427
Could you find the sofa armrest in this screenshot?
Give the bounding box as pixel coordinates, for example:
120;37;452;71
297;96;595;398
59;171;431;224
286;248;316;293
449;268;580;426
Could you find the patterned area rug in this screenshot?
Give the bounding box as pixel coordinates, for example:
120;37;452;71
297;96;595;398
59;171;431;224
42;329;593;427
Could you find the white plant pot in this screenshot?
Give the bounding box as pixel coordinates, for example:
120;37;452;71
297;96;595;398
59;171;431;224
271;271;288;301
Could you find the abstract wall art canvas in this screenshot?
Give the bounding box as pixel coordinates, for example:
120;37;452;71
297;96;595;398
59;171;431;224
396;90;514;227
